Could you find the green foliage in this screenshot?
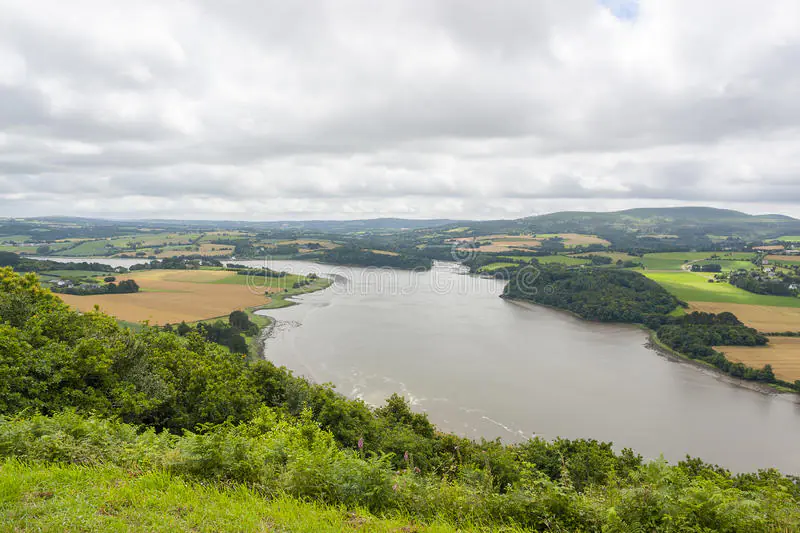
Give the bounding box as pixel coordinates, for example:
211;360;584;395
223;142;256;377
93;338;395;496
318;246;433;270
2;268;800;530
504;263;679;322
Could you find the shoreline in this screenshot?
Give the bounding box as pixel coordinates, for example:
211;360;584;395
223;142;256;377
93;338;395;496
503;296;794;396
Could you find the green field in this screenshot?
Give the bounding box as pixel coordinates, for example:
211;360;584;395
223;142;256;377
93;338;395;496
642;271;800;307
692;259;756;272
640;252;755;271
0;234;34;243
477;261;519;272
38;270;109;279
774;236;800;243
0;462;468;533
54;240;115;256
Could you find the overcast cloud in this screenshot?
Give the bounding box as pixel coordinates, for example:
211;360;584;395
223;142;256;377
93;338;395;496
2;0;800;220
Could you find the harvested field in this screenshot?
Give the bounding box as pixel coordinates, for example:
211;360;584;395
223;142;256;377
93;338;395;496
767;254;800;263
447;233;608;252
716;337;800;382
536;233;611;247
57;269;270;325
369;249;400;256
688;302;800;332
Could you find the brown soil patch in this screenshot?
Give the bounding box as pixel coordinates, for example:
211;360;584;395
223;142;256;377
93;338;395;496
688;302;800;332
766;254;800;262
756;246;785;251
57;270;268;325
716;337;800;382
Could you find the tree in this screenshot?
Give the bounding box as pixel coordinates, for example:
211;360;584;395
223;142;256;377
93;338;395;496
0;252;20;267
229;310;251;331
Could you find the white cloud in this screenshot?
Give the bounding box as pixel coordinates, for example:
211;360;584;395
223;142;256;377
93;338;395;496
1;0;800;220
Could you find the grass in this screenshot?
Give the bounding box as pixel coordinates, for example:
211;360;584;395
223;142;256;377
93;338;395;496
38;270;109;278
774;236;800;243
639;252;756;271
54;240;115;257
692;260;757;272
0;461;482;533
477;262;519;273
642;271;800;307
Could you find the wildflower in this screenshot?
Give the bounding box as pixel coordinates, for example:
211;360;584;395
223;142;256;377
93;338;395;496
392;483;399;492
357;437;364;450
414;467;420;474
403;451;409;462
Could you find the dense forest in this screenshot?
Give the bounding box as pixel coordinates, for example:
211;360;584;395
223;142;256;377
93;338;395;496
504;263;679;322
2;267;799;530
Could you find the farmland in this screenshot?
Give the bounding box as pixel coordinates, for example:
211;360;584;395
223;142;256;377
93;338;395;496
570;251;640;262
447;233;609;253
716;337;800;382
689;302;800;332
766;254;800;263
57;269;328;325
639;251;756;271
641;271;800;307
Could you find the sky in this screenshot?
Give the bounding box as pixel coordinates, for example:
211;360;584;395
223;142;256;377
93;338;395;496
2;0;800;221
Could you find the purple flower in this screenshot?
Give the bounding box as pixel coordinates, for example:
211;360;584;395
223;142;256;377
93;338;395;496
357;437;364;450
403;451;409;463
392;483;399;492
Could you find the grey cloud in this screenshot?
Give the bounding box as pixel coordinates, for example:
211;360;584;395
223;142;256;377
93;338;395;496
1;0;800;219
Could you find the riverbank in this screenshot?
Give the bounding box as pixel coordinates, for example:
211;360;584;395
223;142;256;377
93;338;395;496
504;296;795;396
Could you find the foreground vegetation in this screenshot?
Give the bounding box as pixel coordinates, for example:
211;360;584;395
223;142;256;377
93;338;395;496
2;267;800;531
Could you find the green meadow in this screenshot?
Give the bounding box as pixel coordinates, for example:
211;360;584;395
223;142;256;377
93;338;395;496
639;252;756;271
774;235;800;242
0;462;474;533
477;261;519;272
642;271;800;307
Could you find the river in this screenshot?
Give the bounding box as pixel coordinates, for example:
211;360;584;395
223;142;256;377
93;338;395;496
42;257;800;473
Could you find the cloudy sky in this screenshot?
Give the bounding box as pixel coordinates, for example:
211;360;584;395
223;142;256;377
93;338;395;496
2;0;800;220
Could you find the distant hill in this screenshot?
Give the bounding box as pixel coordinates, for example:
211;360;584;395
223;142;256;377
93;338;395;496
457;207;800;250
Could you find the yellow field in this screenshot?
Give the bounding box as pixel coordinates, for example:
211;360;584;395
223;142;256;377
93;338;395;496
447;233;609;253
153;244;234;258
546;233;611;247
716;337;800;382
369;249;400;256
688;302;800;332
57;270;268;325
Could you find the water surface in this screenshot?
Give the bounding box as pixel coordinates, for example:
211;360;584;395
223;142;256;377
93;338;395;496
253;260;800;474
43;256;800;473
